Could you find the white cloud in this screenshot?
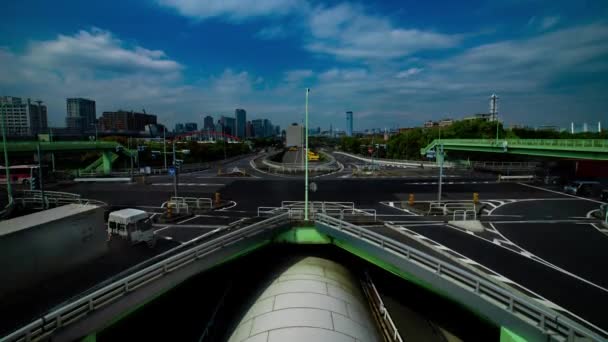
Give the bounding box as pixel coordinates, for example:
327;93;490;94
25;28;181;74
395;68;423;78
156;0;302;20
255;26;287;40
306;3;460;59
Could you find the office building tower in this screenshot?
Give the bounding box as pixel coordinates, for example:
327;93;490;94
235;108;246;139
246;121;253;138
66;98;96;131
346;111;353;137
184;122;197;132
99;110;156;132
252;119;264;138
220;116;236;136
204;115;215;131
0;96;29;137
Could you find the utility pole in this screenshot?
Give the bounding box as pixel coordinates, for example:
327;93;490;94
49;126;55;172
437;144;444;204
305;88;310;221
173;139;178;198
0;103;13;206
37;143;46;209
163;126;167;170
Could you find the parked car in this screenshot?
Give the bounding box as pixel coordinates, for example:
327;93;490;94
563;181;602;196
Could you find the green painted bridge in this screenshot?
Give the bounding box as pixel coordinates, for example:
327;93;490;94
0;141;136;174
420;139;608;160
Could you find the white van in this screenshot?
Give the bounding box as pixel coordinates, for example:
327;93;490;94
107;209;156;247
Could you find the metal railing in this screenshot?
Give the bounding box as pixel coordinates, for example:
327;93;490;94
2;213;292;342
361;272;403;342
453;209;476;221
425;139;608;151
315;213;607;342
334;151;454;168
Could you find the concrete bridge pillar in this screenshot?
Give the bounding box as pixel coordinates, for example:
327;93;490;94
101;151;112;175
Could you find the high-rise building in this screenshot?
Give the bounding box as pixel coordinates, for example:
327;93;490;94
220;116;236;136
203;115;215;131
66;98;96;131
263;119;273;137
245;121;253;138
346;111;353;137
174;123;185;133
99;110;156;132
0;96;27;136
235;109;246;139
184;122;197;132
28;99;48;136
286;124;304;147
252;119;264;138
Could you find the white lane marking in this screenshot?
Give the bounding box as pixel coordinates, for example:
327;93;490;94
486;222;608;294
587;209;600;218
487;197;597;216
151;183;224;186
218;201;238;211
176;215;200;224
378;201;420;216
518;183;605;204
153;225;171;233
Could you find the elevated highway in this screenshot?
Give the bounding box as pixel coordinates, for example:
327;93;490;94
421;139;608;160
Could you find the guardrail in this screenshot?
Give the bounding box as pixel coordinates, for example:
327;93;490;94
498;175;535;182
2;213;291;342
315;213;607;342
361;272;403;342
453;209;476;221
424;139;608;151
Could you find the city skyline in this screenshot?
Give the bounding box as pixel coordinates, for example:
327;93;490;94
1;0;607;130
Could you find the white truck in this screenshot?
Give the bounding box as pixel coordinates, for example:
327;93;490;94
107;208;156;247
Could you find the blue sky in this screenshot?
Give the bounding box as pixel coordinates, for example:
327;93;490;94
1;0;607;131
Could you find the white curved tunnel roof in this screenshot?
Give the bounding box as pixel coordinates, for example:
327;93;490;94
228;257;381;342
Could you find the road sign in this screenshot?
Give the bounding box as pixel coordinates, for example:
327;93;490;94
426;150;436;159
168;166;176;176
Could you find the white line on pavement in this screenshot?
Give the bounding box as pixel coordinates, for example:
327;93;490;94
176;215;200;224
518;183;605;204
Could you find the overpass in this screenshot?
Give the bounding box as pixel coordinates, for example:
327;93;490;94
421;139;608;160
0;141;136;174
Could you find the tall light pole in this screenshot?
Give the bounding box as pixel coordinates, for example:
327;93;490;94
304;88;310;221
437;144;444;204
36;143;46;209
163;126;167;170
0;103;13;206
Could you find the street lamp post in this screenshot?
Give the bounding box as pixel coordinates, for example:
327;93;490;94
437;144;444;204
304;88;310;221
37;143;46;209
0;103;13;206
163;126;167;170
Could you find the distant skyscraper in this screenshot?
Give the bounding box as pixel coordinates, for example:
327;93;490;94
346;111;353;137
66;98;96;131
263;119;273;137
235;108;246;139
246;120;253;137
175;123;185;133
27;99;48;136
184;122;197;132
99;110;156;132
220;116;236;136
252;119;264;138
204;115;215;131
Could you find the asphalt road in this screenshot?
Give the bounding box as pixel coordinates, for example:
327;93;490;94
5;152;608;335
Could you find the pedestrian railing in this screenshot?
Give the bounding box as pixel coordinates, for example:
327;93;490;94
315;213;608;342
2;213;292;342
452;209;476;221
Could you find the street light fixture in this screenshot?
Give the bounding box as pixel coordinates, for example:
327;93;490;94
305;88;310;221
